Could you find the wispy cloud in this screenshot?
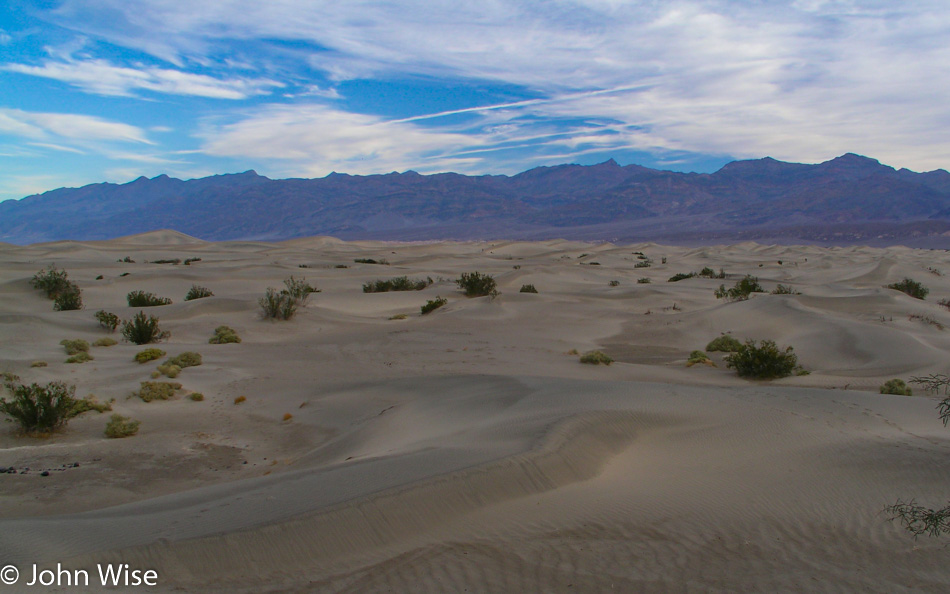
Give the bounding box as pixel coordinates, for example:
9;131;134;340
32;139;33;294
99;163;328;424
0;108;150;143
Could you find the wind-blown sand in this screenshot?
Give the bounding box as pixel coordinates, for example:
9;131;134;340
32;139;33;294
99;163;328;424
1;231;948;592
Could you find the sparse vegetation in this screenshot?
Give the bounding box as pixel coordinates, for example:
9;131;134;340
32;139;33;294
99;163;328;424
65;352;94;364
519;284;538;293
165;352;202;368
60;339;90;355
30;361;47;368
637;278;651;284
30;265;71;299
354;258;389;265
185;285;214;300
686;350;715;367
772;284;801;295
135;381;182;402
95;310;120;332
156;364;181;378
134;348;166;364
283;276;318;303
698;267;726;279
725;339;801;379
104;414;140;438
715;275;765;301
609;280;620;287
93;337;117;347
151;258;181;265
209;325;242;344
634;260;652;269
53;282;83;311
259;287;298;320
880;379;912;396
886;278;929;300
183;257;201;265
127;290;172;307
122;311;169;344
0;380;77;435
580;351;614;365
189;392;204;401
909;313;945;330
363;276;432;292
234;395;247;404
389;313;408;320
456;272;497;297
705;334;743;352
668;272;696;282
421;296;447;315
69;395;112;417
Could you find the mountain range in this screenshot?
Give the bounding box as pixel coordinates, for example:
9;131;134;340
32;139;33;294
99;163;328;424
4;153;950;246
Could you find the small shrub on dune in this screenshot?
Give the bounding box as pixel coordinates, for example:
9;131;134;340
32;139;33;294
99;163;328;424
259;287;298;320
282;413;293;421
30;265;71;299
580;351;614;365
104;414;140;438
184;285;214;301
354;258;389;265
771;284;801;295
725;340;801;379
686;350;715;367
127;290;172;307
0;380;77;435
283;276;318;304
698;267;726;279
93;337;117;347
135;381;182;402
53;282;83;311
156;364;181;378
69;395;112;417
886;278;929;300
456;272;498;297
389;313;408;320
30;361;47;368
60;339;90;355
183;257;201;265
421;296;447;315
165;351;202;368
234;395;246;404
706;334;743;352
609;280;620;287
715;275;765;301
668;272;696;282
151;258;181;265
880;379;912;396
637;278;651;284
66;352;94;364
189;392;204;402
134;348;166;364
209;325;241;344
122;311;170;344
363;276;432;293
519;284;538;293
95;310;120;332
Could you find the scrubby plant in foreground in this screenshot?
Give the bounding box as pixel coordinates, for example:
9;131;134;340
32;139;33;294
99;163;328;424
705;334;743;352
184;285;214;301
0;380;77;435
363;276;432;293
53;282;83;311
209;326;241;344
135;381;182;402
886;278;929;300
259;287;298;320
127;290;173;307
456;272;497;297
122;311;169;344
880;379;912;396
104;414;140;438
421;296;447;315
283;276;318;304
579;351;613;365
715;275;765;301
725;339;800;379
95;310;120;332
30;265;71;299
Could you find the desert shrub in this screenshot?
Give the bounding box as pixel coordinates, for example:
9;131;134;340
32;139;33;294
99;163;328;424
668;272;696;282
95;310;120;332
634;260;652;269
104;414;140;438
183;257;201;265
122;311;170;344
134;348;166;364
135;381;182;402
53;282;83;311
772;284;801;295
209;325;241;344
363;276;432;292
189;392;204;401
686;351;714;367
60;339;90;355
456;272;497;297
880;379;912;396
715;275;765;301
282;413;293;421
156;364;181;378
69;395;112;417
234;395;246;404
698;267;726;279
0;380;77;435
887;278;929;300
127;290;172;307
637;278;651;284
93;337;117;347
354;258;389;265
151;258;181;265
259;287;298;320
184;285;214;301
283;276;318;303
421;296;447;315
66;352;94;364
1;372;19;383
706;334;743;352
389;313;408;320
30;265;71;299
30;361;47;368
519;284;538;293
725;340;800;379
120;256;135;263
580;351;613;365
165;352;202;368
609;280;620;287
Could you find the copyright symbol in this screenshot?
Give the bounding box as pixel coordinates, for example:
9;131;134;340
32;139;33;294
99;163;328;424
0;565;18;585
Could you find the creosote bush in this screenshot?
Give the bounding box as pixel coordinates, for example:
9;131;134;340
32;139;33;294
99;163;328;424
725;339;801;379
0;380;77;435
53;282;83;311
363;276;432;293
637;278;651;284
421;296;447;315
705;334;743;352
519;284;538;293
95;310;120;332
715;275;765;301
31;265;71;299
134;348;166;364
209;325;241;344
259;287;298;320
104;414;140;438
135;381;182;402
579;350;613;365
127;290;172;307
880;379;912;396
122;311;170;344
283;276;318;304
185;285;214;301
886;278;929;300
456;272;498;297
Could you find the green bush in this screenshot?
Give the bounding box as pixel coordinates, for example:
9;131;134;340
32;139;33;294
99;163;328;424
887;278;929;300
519;284;538;293
283;276;318;304
706;334;743;352
609;280;620;286
60;339;90;355
189;392;204;402
880;379;912;396
637;278;651;284
66;352;94;364
0;380;77;435
95;310;120;332
456;272;497;297
421;296;447;315
580;351;614;365
259;287;298;320
668;272;696;282
135;381;182;402
715;275;765;301
686;350;714;367
122;311;170;344
184;285;214;301
698;267;726;279
209;325;241;344
104;414;140;438
725;339;800;379
53;282;83;311
165;352;202;368
93;337;117;347
30;265;71;299
30;361;47;368
134;348;166;364
363;276;432;293
156;364;181;378
69;395;112;417
127;290;172;307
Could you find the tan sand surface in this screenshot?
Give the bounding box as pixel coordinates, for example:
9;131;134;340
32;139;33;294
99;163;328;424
0;231;948;592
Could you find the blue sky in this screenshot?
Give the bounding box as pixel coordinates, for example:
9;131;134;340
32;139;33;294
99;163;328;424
1;0;949;201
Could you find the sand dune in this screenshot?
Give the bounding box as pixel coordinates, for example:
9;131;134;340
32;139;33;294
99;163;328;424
1;238;949;592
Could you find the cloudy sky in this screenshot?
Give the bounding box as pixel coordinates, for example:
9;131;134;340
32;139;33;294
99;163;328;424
1;0;949;201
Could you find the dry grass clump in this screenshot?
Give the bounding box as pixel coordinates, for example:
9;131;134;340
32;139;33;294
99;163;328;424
30;361;47;368
209;325;241;344
234;395;247;404
184;285;214;301
66;352;94;364
686;350;715;367
579;351;614;365
104;414;140;438
127;290;172;307
771;284;801;295
189;392;204;401
93;337;117;347
389;313;408;320
165;352;202;368
135;381;182;402
134;348;166;364
70;395;112;417
880;379;912;396
156;364;181;378
60;339;90;355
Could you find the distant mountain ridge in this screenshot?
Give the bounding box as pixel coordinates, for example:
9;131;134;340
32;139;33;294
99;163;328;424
4;153;950;246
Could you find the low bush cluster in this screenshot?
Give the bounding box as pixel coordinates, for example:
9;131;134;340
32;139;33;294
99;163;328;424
104;414;140;438
715;275;765;301
165;352;202;368
886;278;929;300
354;258;390;265
95;310;120;332
668;272;696;282
134;348;166;364
135;381;182;402
60;339;90;355
0;380;77;435
127;290;172;307
456;272;497;297
31;265;82;310
259;287;298;320
880;379;912;396
122;311;170;344
686;350;714;367
209;325;241;344
705;334;743;352
421;296;447;315
184;285;214;301
725;339;801;379
698;267;726;279
363;276;432;293
519;284;538;293
580;351;613;365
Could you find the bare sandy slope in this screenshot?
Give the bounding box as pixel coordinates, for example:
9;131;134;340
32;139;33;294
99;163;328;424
1;232;948;592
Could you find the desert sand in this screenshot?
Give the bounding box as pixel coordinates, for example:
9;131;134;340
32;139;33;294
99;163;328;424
0;231;948;592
